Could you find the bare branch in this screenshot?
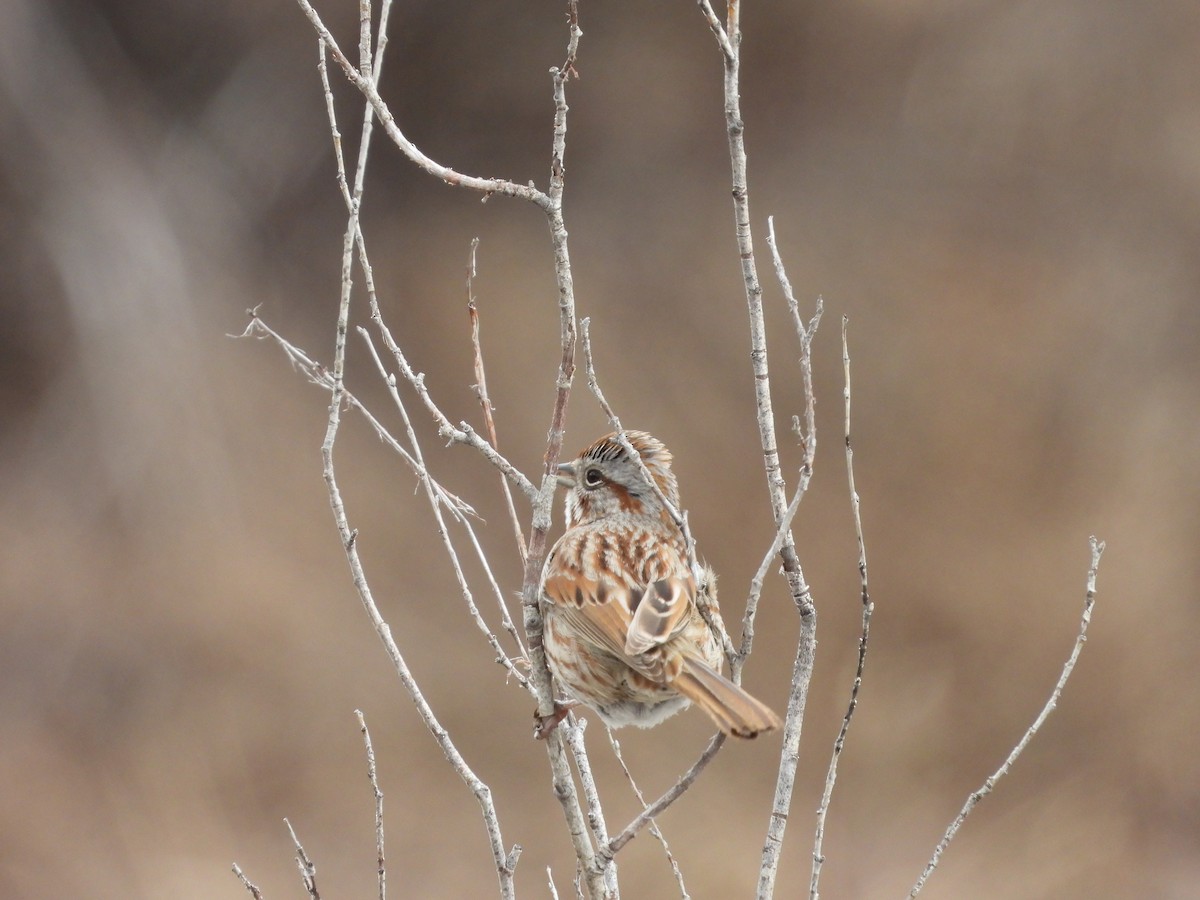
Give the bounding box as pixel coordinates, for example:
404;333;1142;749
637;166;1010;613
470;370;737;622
356;0;372;81
768;218;820;471
359;326;531;683
697;7;821;893
355;710;387;900
602;733;726;860
736;263;818;675
311;18;522;888
320;348;519;895
607;731;691;899
285;819;321;900
236;315;478;519
696;0;735;61
809;317;873;898
319;0;537;517
240;241;522;900
320;1;539;522
548;0;582;206
756;223;823;897
908;536;1106;897
467;238;529;564
563;721;618;895
371;313;538;500
700;0;804;564
232;864;266;900
739;222;822;671
294;0;551;208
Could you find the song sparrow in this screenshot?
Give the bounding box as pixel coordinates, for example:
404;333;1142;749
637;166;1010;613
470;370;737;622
540;431;781;738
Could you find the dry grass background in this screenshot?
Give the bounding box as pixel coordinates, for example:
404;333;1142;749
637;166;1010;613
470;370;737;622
2;1;1198;897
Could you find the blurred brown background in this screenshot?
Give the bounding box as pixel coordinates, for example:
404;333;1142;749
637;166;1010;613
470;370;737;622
3;0;1198;897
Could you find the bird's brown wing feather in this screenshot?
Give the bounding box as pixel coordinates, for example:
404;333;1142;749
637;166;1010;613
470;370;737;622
624;575;693;656
542;568;633;662
543;529;695;675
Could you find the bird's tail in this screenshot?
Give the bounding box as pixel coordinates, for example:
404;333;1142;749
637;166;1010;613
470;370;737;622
673;657;781;738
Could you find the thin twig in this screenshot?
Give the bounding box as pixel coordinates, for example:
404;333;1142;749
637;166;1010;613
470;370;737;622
285;818;320;900
578;318;696;564
232;864;265;900
359;327;530;684
371;314;538;500
467;238;529;565
602;733;727;860
696;0;735;61
508;5;600;895
356;0;372;81
548;867;561;900
697;24;821;889
908;536;1106;897
739;222;822;674
323;306;520;900
237;315;478;519
809;317;873;899
295;1;599;895
356;710;387;900
607;731;691;899
754;215;822;898
314;0;536;505
294;0;552;209
548;0;582;207
312;17;521;891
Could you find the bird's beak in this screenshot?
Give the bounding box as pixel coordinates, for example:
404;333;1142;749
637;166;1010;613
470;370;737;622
556;462;576;488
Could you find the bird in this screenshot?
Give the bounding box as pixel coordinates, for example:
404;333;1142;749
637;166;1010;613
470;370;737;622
539;430;781;738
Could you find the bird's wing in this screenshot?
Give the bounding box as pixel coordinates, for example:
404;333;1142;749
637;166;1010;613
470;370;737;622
624;574;693;656
541;526;695;665
542;566;634;660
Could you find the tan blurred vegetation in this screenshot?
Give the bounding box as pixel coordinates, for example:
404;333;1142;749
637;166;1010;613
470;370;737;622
2;0;1198;897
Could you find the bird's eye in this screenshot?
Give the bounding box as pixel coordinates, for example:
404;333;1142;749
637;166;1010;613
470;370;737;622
583;467;604;487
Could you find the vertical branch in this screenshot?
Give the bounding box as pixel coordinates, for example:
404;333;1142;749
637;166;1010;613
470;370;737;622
700;4;821;892
809;317;873;899
285;819;321;900
564;721;619;897
760;215;821;896
908;537;1106;897
519;0;583;723
312;9;520;896
738;220;822;677
467;238;529;567
355;710;387;900
514;7;613;898
319;211;520;900
699;1;806;587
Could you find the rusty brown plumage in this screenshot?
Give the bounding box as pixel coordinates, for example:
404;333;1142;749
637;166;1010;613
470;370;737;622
539;431;780;738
